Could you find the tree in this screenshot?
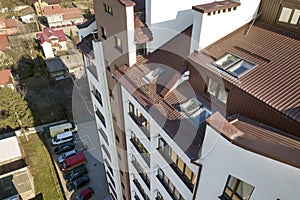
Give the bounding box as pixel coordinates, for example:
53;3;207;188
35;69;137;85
70;29;74;40
0;87;34;132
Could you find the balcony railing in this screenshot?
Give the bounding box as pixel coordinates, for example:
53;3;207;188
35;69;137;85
129;112;150;139
107;170;115;187
101;144;111;161
130;138;150;167
157;175;182;200
133;179;150;200
131;160;150;189
158;148;194;191
92;90;103;106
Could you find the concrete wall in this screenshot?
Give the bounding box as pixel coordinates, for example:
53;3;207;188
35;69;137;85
195;125;300;200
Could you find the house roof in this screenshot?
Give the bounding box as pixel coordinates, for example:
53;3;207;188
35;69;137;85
193;0;241;13
188;21;300;124
45;57;67;73
206;112;300;169
0;136;22;165
0;70;12;85
36;27;66;44
0;35;9;50
43;5;82;20
32;0;60;4
77;15;95;29
20;6;35;16
77;33;97;59
0;18;17;28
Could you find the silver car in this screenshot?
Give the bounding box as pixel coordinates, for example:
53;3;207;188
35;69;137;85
57;149;77;163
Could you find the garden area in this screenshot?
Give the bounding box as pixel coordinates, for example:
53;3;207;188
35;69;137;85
20;133;64;200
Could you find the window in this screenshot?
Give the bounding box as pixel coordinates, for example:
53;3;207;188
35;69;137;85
105;60;111;72
101;26;107;39
115;36;122;52
220;175;254;200
109;89;114;99
276;1;300;31
213;53;257;78
104;3;113;15
207;78;229;104
96;108;106;127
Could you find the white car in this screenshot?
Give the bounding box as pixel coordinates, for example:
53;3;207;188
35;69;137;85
57;149;77;163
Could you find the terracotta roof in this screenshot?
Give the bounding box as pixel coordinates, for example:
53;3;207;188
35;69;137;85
188;22;300;123
193;0;240;13
0;35;9;50
36;27;66;44
118;0;135;7
134;13;152;44
113;27;208;159
43;5;82;20
77;15;95;29
0;70;12;86
0;18;17;28
206;112;300;169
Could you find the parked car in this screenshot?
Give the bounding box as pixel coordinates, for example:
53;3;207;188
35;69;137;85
73;187;94;200
54;142;75;154
61;153;87;172
67;175;90;191
63;165;88;182
51;131;73;145
57;149;77;163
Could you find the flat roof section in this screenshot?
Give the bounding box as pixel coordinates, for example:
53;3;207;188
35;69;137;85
193;0;241;13
0;136;22;165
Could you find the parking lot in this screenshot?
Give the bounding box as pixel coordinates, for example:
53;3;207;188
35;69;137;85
45;74;109;200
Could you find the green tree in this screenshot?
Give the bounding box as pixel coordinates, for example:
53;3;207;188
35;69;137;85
70;29;74;40
0;87;34;131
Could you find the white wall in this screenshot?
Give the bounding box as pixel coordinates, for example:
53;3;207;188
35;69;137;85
191;0;261;52
77;21;97;41
195;126;300;200
41;42;54;58
146;0;211;52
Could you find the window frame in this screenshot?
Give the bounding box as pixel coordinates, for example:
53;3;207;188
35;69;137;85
115;36;122;53
275;1;300;32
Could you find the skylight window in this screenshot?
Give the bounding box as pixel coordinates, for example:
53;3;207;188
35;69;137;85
213;53;257;78
142;66;165;83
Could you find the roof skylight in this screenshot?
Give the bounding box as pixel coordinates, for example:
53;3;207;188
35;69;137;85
213;53;257;78
142;66;165;83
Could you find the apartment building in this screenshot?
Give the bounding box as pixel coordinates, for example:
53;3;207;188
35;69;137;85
78;0;300;199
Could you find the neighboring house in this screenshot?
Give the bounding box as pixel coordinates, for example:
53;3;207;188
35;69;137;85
19;6;36;24
0;136;35;200
32;0;60;16
0;70;14;90
36;27;67;58
78;0;300;200
0;18;17;35
45;57;69;80
0;35;9;50
43;5;84;28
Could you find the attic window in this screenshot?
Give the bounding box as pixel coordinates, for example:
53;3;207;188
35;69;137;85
213;53;257;78
142;66;165;83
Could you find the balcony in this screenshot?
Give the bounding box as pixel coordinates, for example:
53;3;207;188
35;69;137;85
96;109;106;128
133;179;150;200
129;112;150;139
130;138;150;167
101;144;111;161
158;148;194;191
92;89;103;106
107;170;115;187
87;64;98;80
157;174;183;200
99;128;108;145
131;159;150;189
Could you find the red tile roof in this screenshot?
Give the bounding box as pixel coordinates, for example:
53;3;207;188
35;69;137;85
0;18;17;29
0;70;12;86
32;0;60;4
36;27;66;44
0;35;9;50
43;5;82;20
206;112;300;168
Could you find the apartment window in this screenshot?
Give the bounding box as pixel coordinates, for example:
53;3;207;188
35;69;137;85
121;182;125;189
131;132;150;166
104;3;113;15
277;0;300;28
207;78;229;104
92;86;103;106
157;168;185;200
128;102;150;138
101;26;107;39
115;36;122;52
96;108;106;127
106;60;111;72
115;133;119;142
220;175;254;200
132;155;150;188
118;153;122;160
109;89;114;99
156;192;164;200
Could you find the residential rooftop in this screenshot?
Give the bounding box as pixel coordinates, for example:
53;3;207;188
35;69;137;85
0;69;12;86
207;112;300;169
188;21;300;125
36;27;67;44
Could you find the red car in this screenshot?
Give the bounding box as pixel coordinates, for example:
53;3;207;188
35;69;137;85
73;187;94;200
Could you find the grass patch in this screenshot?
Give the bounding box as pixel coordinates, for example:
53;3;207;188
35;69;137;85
20;133;64;200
